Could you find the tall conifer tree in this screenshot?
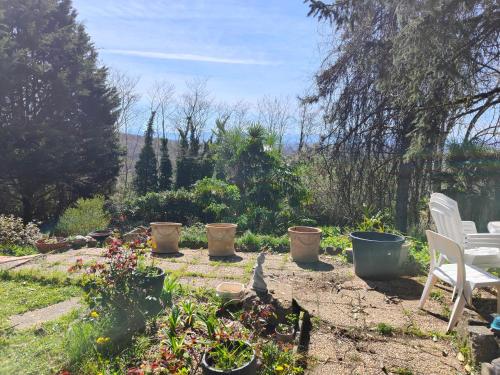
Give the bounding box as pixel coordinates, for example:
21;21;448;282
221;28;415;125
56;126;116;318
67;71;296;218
158;138;173;190
134;111;158;195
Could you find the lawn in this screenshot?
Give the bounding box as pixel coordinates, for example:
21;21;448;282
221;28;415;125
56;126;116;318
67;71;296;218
0;271;83;375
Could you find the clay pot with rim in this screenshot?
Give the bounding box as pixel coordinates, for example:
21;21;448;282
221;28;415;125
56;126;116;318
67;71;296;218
206;223;237;257
288;226;322;263
150;222;182;254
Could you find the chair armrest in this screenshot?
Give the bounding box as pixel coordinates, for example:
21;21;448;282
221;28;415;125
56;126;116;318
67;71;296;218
465;233;500;249
488;222;500;233
462;221;477;234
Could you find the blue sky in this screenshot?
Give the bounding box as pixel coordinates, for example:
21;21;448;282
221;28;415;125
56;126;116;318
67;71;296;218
72;0;324;104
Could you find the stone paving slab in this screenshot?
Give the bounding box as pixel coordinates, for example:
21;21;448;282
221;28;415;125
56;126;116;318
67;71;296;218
9;297;81;330
4;247;482;373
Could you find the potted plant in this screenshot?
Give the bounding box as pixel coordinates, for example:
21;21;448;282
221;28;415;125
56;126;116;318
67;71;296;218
275;313;297;343
35;237;69;253
132;255;165;298
202;340;256;375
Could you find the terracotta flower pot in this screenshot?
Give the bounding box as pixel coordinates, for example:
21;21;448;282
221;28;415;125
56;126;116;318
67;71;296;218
35;237;69;253
206;223;237;257
150;222;182;254
288;226;322;263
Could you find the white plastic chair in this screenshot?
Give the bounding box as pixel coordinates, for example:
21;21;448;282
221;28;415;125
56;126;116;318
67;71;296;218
431;193;500;248
489;222;500;233
419;230;500;332
429;194;500;268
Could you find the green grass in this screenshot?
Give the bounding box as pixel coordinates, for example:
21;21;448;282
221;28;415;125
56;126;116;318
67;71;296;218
0;308;80;375
0;278;81;326
0;244;38;257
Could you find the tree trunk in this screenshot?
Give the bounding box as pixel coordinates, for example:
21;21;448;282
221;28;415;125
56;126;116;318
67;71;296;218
395;127;412;233
21;195;34;223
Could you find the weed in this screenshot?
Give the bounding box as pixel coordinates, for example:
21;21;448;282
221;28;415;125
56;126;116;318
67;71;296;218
376;322;394;336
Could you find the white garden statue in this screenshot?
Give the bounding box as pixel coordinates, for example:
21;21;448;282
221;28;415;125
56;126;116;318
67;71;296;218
252;252;268;293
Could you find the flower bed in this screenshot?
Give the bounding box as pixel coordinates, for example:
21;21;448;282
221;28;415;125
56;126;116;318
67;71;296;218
64;237;304;374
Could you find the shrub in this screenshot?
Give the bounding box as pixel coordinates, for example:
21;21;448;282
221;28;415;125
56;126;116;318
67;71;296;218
121;190;201;225
320;226;351;250
193;178;240;222
55;196;110;236
0;215;41;246
236;231;289;253
179;223;207;249
0;244;38;256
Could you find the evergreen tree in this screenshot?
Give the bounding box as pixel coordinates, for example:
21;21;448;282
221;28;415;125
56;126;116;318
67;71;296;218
158;138;173;190
134;111;158;195
0;0;121;221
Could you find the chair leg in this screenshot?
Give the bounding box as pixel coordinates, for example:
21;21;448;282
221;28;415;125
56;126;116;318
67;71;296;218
451;285;456;301
447;293;466;333
419;273;437;309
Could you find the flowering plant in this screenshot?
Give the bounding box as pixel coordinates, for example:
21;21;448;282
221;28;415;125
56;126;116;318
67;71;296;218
0;215;42;246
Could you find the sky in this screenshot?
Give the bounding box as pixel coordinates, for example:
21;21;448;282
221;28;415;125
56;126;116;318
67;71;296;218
72;0;325;108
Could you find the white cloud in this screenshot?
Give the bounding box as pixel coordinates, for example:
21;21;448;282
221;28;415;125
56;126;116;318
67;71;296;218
101;49;279;66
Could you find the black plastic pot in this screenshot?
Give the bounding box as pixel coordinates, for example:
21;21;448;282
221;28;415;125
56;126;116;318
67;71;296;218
132;266;165;298
350;231;405;280
202;341;256;375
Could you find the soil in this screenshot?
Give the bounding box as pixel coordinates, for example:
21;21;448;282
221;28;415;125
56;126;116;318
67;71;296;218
6;247;493;374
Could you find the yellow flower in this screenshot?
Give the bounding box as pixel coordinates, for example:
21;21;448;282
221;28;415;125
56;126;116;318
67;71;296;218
275;365;284;372
96;336;110;345
90;311;99;318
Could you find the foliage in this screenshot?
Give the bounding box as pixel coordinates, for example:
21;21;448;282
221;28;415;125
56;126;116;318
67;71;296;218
121;190;201;225
436;142;500;231
0;215;42;246
0;0;121;221
77;238;163;334
320;226;350;251
158;138;173;190
305;0;500;232
179;223;207;249
193;178;240;222
55;196;110;236
134;111;159;195
376;323;395;336
260;341;303;375
0;243;38;256
206;340;253;371
236;231;289;253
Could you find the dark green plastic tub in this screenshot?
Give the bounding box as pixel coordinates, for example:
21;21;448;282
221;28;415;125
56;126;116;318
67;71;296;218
350;231;405;280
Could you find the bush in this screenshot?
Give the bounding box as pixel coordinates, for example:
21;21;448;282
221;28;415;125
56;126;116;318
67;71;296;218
236;231;289;253
0;215;41;246
55;196;110;236
121;190;201;225
0;244;38;256
193;178;240;222
179;223;207;249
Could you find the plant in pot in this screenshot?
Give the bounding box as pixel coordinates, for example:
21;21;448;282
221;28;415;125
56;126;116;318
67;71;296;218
202;340;256;375
275;313;297;343
35;236;69;253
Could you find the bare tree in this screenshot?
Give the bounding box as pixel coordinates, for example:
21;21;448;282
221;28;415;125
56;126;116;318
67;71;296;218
257;95;292;148
109;70;141;194
148;80;175;154
175;78;213;153
296;100;319;152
